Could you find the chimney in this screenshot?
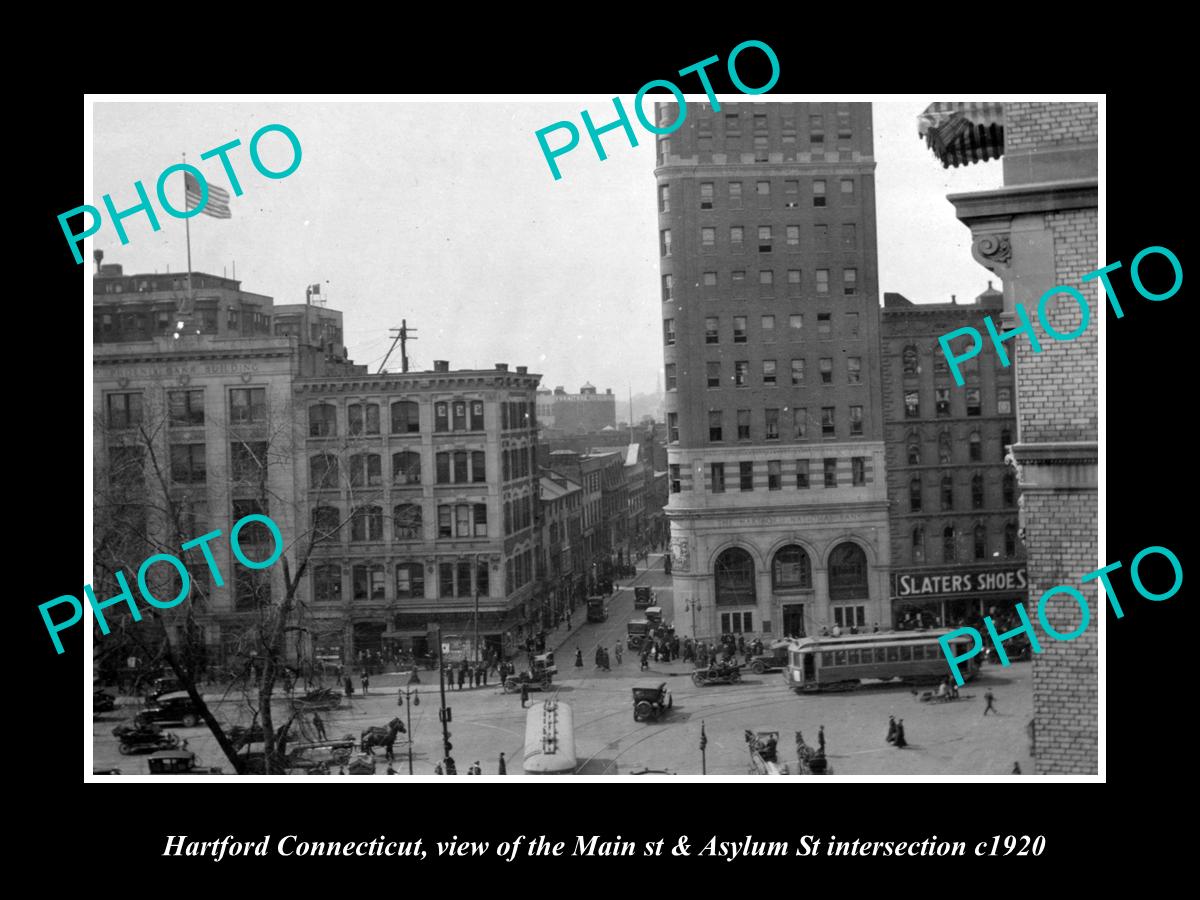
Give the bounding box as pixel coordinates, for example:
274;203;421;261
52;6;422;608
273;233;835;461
516;365;527;374
433;360;449;372
495;363;508;372
94;249;104;274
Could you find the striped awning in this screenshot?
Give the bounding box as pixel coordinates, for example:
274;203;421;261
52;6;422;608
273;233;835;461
918;102;1004;169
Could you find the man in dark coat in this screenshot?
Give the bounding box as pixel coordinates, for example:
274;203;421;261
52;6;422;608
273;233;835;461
520;680;530;709
984;689;997;715
886;715;897;744
312;713;327;741
894;719;907;748
498;752;507;775
818;725;826;753
574;646;584;667
457;664;466;691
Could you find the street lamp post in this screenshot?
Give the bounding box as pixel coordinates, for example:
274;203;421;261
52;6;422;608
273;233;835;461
399;668;421;775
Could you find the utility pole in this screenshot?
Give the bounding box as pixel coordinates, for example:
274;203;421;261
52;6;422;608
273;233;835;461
473;553;481;667
436;626;453;774
379;319;419;374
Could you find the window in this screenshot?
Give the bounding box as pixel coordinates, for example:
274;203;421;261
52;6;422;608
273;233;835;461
665;364;677;391
709;410;723;442
829;543;868;601
939;432;953;464
739;461;754;491
669;464;681;494
701;227;715;248
754;138;769;162
456;559;473;597
943;527;957;563
309;403;336;437
737;408;751;440
391;400;420;434
817;313;831;338
907;437;921;465
786;225;800;247
941;476;954;510
969;432;982;462
765;408;779;440
847;357;862;384
230;388;266;424
703;271;717;287
910;479;922;512
476;558;489;596
793;408;807;440
699;182;713;209
902;345;919;376
784;180;799;206
455;503;472;538
310;453;340;489
734;361;749;386
840;178;855;200
773;545;811;589
822;407;835;437
997;387;1012;415
393;503;422;539
660;229;672;256
732;270;746;288
395;563;424;599
170;444;206;484
706;361;721;388
819;358;833;384
816;269;829;294
438;506;453;538
705;317;719;344
350;505;383;542
810;114;824;143
349;452;382;487
710;462;726;493
733;316;747;343
762;360;777;385
230;441;267;482
813;179;826;207
936;388;951;417
758;226;773;253
167;390;204;427
1005;523;1018;558
728;181;743;208
795;459;810;489
449;450;467;484
730;226;744;249
837;110;852;139
314;565;342;603
1003;473;1016;506
823;458;838;488
761;459;780;491
757;180;770;196
714;548;756;606
843;269;857;295
849;406;863;436
393;451;421;485
791;358;805;385
972;474;985;510
1000;428;1013;460
759;269;774;287
788;314;803;338
348;402;380;435
471;450;486;483
662;275;673;302
842;224;857;249
912;527;926;564
439;562;455;598
814;224;829;250
658;184;670;213
663;318;676;345
966;389;982;416
787;271;801;295
434;402;449;432
904;391;920;418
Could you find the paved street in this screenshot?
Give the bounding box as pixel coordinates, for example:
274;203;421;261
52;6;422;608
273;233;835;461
94;554;1032;776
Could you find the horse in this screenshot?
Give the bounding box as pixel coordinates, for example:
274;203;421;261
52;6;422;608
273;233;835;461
361;717;406;754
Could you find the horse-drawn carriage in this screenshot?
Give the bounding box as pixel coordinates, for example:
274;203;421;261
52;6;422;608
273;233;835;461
632;683;673;722
794;731;832;775
112;722;181;755
692;662;742;687
360;717;406;754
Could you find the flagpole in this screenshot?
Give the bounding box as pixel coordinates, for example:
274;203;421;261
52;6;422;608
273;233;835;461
183;153;193;313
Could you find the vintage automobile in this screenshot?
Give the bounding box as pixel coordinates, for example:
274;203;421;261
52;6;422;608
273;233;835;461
503;669;553;693
136;691;203;728
147;750;224;775
143;675;184;700
626;620;653;652
634;586;654;609
644;606;663;625
692;662;743;687
747;643;791;675
586;596;609;623
93;689;117;713
532;651;557;677
112;722;181;755
632;683;673;722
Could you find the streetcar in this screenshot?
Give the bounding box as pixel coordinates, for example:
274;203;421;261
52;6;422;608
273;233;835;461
782;630;980;692
522;699;576;775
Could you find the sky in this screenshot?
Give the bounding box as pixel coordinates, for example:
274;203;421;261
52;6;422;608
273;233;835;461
91;99;1002;396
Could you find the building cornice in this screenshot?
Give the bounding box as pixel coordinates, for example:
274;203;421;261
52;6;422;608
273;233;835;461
295;373;542;393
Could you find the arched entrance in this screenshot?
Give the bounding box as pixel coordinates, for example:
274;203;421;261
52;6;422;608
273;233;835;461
828;542;869;630
772;545;812;638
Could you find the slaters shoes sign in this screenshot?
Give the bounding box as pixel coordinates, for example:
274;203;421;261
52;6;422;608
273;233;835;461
892;566;1028;598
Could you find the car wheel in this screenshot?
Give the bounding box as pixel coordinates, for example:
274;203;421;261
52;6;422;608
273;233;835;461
751;662;766;675
182;714;198;728
119;743;132;755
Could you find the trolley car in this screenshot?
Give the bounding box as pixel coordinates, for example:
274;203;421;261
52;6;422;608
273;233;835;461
522;699;576;775
782;630;980;692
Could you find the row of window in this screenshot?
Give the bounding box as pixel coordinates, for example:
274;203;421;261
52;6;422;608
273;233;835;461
904;387;1012;418
312;560;489;602
313;502;489;542
661;227;860;268
708;457;870;493
109;442;268;487
308;450;487;489
908;474;1016;512
913;523;1020;562
713;544;868;606
698;406;865;443
505;495;534;535
107;388;267;430
502;445;535;482
819;644;945;668
308;400;482;437
905;429;1013;466
663;268;860;304
665;312;860;345
666;108;854;140
667;360;868;394
506;548;535;595
661;178;857;216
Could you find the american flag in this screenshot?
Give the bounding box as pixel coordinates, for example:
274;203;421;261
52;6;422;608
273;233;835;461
184;172;232;219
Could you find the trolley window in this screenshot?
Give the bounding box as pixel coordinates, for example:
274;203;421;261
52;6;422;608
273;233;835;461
847;649;859;665
886;646;899;662
875;648;886;663
822;652;834;667
899;646;912;661
834;650;847;666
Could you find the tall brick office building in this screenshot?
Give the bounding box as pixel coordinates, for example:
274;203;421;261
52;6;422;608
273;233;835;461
658;101;889;641
919;101;1098;773
881;287;1025;629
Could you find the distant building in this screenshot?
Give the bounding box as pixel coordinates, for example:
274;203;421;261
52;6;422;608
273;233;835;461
537;383;617;434
881;286;1024;629
539;473;584;621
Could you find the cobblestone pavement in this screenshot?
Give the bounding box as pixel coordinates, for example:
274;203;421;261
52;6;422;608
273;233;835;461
92;556;1032;776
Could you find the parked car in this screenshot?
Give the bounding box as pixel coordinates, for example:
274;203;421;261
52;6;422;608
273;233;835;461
94;689;117;713
143;675;184;700
747;643;790;675
147;750;223;775
136;691;203;728
586;596;609;623
634;586;654;609
532;652;557;677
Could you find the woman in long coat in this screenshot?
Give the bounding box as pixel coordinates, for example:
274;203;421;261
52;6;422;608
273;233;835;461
894;719;907;748
886;715;897;744
574;646;584;667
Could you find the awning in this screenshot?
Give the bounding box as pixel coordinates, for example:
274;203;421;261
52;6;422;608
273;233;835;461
918;102;1004;169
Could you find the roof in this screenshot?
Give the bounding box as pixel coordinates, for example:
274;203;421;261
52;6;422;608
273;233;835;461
539;476;579;500
917;102;1004;169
